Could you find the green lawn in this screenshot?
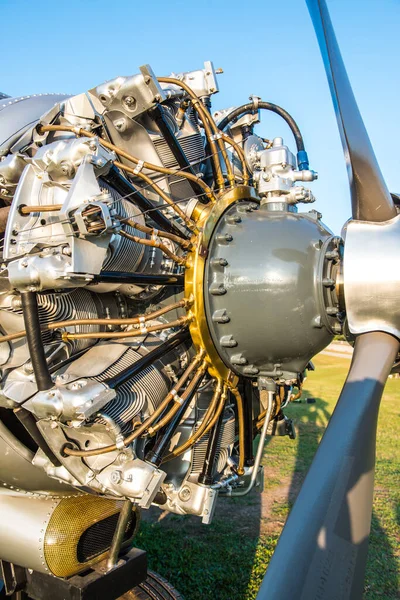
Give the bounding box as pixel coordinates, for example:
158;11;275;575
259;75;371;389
136;354;400;599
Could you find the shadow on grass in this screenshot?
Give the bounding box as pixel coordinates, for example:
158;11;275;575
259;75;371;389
135;390;399;600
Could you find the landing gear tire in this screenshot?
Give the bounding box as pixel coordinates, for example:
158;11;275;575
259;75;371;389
1;571;184;600
120;571;184;600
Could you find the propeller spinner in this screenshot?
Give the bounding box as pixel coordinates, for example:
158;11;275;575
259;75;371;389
257;1;400;598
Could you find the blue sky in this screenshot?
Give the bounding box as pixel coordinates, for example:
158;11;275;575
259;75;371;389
1;0;399;233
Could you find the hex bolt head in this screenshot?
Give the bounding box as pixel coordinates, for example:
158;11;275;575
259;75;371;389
212;309;230;324
231;353;247;366
209;282;227;296
220;335;237;348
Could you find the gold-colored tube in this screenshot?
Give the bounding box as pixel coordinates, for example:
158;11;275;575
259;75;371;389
220;133;250;185
118;230;186;266
157;78;235;186
20;205;63;214
61;317;188;341
0;300;188;345
231;387;246;475
147;360;208;435
113;161;196;230
162;380;223;462
37;125;215;202
121;218;191;249
157;77;226;189
63;351;206;458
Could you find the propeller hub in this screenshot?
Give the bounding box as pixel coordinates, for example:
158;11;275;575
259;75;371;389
185;186;343;384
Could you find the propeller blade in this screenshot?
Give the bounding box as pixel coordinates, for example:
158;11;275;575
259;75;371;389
257;331;399;600
307;0;395;222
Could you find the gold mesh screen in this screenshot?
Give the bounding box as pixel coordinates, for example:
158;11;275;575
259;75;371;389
44;495;136;577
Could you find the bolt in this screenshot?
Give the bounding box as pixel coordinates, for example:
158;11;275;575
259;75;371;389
322;278;335;288
110;470;122;485
231;353;247;366
220;335;237;348
209;283;227;296
227;214;241;224
124;96;136;107
211;257;228;267
216;233;233;244
325;250;339;261
179;486;191;502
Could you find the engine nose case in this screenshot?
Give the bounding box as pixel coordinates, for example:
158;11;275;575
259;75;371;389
204;202;337;380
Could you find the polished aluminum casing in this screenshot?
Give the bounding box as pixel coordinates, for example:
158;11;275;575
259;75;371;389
343;214;400;339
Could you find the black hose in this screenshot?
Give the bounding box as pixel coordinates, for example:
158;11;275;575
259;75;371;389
20;291;53;391
93;271;184;287
198;407;225;486
149;105;206;201
218;101;309;170
144;373;201;467
106;329;191;390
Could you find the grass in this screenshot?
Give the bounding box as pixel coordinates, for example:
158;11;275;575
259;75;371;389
136;354;400;599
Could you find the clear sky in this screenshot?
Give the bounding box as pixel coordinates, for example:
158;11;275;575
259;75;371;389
1;0;399;234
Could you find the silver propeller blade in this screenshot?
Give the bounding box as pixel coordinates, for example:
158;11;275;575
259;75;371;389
257;332;399;600
307;0;395;222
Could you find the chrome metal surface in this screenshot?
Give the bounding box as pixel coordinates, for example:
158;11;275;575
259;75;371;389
344;214;400;338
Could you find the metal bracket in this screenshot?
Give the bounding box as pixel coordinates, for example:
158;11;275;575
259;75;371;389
22;548;147;600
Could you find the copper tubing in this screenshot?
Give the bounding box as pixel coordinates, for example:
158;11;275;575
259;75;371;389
20;204;63;214
118;229;186;266
290;382;303;402
121;217;191;249
0;300;189;345
37;124;215;202
63;351;205;458
220;133;250;185
147;360;208;435
113;161;196;230
157;77;226;189
162;380;225;462
231;387;246;475
61;317;188;341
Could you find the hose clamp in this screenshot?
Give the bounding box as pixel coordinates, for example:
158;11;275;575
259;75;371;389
249;95;261;113
171;389;184;405
133;160;145;175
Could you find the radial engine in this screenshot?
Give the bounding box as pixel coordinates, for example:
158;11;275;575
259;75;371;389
0;63;344;576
